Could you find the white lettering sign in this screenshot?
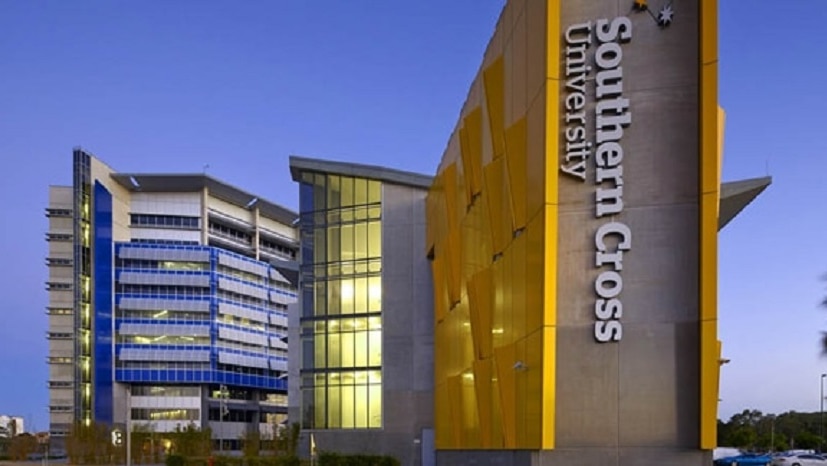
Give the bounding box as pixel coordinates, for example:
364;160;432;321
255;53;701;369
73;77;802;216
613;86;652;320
562;17;633;343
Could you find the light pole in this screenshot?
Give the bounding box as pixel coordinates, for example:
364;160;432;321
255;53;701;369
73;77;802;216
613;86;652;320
821;374;826;453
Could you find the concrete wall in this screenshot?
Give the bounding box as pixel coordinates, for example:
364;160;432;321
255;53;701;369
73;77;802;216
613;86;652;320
545;1;706;465
307;182;433;466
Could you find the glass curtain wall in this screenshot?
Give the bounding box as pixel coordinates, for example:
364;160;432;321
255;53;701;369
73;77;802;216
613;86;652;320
299;173;383;429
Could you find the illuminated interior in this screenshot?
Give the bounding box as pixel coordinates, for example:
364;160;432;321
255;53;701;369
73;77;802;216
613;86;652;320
297;173;384;429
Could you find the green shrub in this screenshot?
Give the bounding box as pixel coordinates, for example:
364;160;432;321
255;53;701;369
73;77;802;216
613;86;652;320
166;454;186;466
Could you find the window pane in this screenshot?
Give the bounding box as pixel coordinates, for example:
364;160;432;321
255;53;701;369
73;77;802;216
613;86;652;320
328;333;341;368
341;385;354;429
341;224;354;261
368;277;381;312
314;334;326;368
341;279;354;315
368;221;381;258
314;229;326;264
369;385;382;428
341;332;354;368
340;177;354;207
327;279;340;315
327;176;340;210
354;223;367;260
368;330;382;366
327;226;340;262
368;180;381;204
355;331;368;367
315;282;327;316
355;385;368;428
355;278;367;314
328;385;340;428
354;178;368;205
314;174;326;212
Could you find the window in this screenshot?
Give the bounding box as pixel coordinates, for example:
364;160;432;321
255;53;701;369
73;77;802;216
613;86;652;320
130;214;200;229
297;173;384;429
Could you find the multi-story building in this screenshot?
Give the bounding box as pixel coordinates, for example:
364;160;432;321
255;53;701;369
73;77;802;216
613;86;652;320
46;149;298;450
287;157;434;466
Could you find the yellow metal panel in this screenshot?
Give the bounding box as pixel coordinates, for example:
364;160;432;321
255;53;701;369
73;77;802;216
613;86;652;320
504;117;528;230
474;359;494;448
700;320;719;449
483;157;514;255
443;163;460;234
459;127;474;206
432;255;448;324
494;344;517;448
448;226;463;307
546;0;560;81
701;64;719;196
701;0;718;65
522;330;543;449
717;106;725;219
465;107;485;197
545;74;560;206
525;210;545;334
483;57;506;159
468;268;494;359
461;370;481;448
700;0;719;449
541;326;556;449
511;231;527;341
543;204;558;328
525;91;546;224
447;375;464;448
435;381;452;448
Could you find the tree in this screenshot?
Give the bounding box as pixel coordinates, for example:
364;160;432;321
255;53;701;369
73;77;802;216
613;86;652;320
9;433;38;461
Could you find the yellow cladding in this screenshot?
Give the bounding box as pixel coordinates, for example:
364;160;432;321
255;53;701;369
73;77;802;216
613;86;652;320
483;57;506;159
700;0;720;450
504;118;528;230
427;0;559;450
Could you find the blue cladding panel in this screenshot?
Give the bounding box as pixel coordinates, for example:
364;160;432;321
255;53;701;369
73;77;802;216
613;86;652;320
93;182;114;425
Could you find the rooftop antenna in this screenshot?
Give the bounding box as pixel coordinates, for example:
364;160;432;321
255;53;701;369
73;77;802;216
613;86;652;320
203;164;210;175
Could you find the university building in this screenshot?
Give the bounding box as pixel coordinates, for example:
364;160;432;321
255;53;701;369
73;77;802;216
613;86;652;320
289;1;771;465
46;149;298;450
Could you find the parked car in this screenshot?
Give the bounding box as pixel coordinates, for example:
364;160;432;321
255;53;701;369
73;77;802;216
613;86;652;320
771;454;827;466
714;452;773;466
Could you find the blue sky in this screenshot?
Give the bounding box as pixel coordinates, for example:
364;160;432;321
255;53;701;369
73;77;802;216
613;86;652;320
0;1;824;431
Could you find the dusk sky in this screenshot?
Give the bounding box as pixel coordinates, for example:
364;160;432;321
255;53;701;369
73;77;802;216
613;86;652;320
1;1;825;431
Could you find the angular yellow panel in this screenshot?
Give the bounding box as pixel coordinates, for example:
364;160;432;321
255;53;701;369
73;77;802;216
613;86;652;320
483;157;514;255
474;359;494;448
483;57;506;159
525;92;546;223
468;268;494;360
448;226;463;307
443;163;460;234
459;127;474;205
524;210;545;334
447;375;464;448
717;106;725;219
461;370;481;448
504;117;528;230
510;232;527;342
435;382;452;448
494;344;517;448
545;74;560;206
465;107;485;197
432;255;448;324
700;192;718;322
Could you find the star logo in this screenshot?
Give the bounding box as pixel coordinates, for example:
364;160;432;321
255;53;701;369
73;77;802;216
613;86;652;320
658;4;674;27
632;0;675;29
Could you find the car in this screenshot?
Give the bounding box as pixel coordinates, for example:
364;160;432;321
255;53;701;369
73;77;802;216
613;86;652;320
714;452;773;466
771;454;827;466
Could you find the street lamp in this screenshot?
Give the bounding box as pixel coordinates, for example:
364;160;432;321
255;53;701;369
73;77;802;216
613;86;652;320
821;374;826;453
